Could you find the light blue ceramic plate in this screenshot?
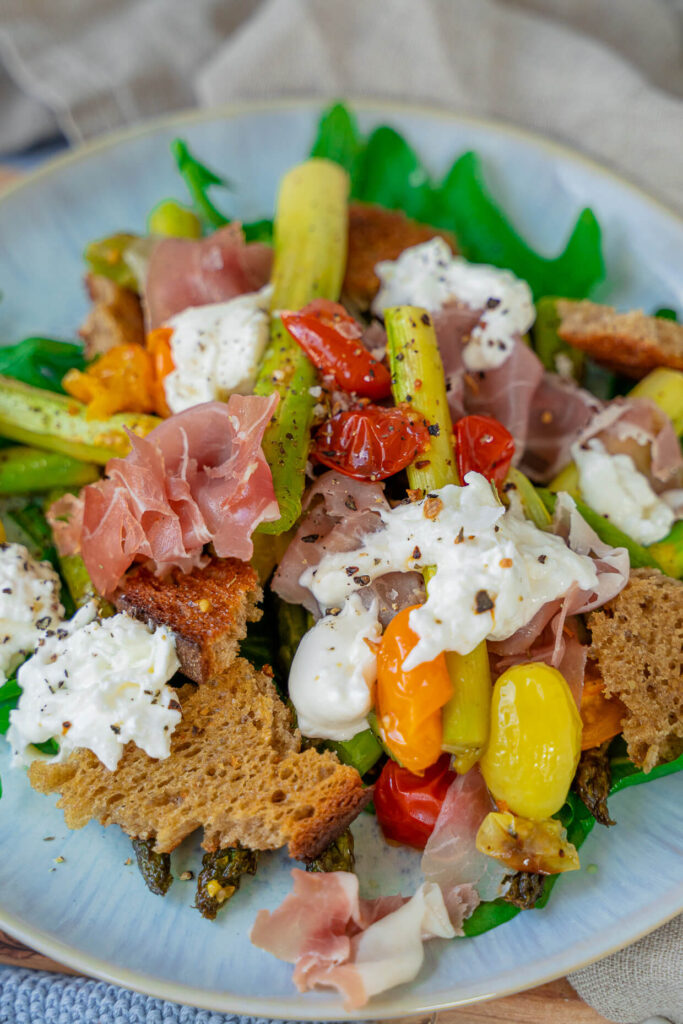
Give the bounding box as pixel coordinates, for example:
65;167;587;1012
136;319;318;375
0;101;681;1019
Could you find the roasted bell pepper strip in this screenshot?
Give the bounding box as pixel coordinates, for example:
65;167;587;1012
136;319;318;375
0;375;159;464
254;158;350;534
62;343;157;420
0;446;99;494
580;672;626;751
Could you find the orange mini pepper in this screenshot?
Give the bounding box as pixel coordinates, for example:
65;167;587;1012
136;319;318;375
376;605;454;774
580;663;626;750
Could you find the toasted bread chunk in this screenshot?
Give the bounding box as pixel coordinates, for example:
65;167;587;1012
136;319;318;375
79;274;145;359
29;659;368;860
344;203;456;310
114;558;262;683
556;299;683;378
588;569;683;772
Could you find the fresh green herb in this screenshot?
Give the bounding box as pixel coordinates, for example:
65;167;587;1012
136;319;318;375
171;139;231;231
0;338;85;394
654;307;678;320
310;101;362;177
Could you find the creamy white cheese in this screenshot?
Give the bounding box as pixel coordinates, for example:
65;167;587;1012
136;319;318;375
572;439;675;545
372;238;534;371
301;473;598;670
289;595;381;740
0;543;63;684
8;604;181;770
163;284;272;413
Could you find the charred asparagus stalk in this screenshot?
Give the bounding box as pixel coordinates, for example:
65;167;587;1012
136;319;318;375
196;846;258;920
132;838;173;896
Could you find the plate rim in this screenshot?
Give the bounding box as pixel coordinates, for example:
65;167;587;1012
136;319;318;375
1;97;682;1017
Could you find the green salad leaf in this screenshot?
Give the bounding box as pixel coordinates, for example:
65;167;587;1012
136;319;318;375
171;139;231;230
309;101;605;301
0;338;85;394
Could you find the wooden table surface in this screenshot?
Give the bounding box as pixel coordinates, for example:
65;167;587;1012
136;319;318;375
0;160;608;1022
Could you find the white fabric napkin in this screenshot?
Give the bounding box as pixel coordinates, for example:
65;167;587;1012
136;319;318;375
0;2;682;1021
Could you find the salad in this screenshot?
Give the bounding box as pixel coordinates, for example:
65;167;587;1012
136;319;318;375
0;102;682;1009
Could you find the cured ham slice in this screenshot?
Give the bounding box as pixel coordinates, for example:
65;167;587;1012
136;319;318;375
48;396;279;596
144;224;273;329
272;470;425;622
421;766;505;922
250;869;454;1009
490;495;630;703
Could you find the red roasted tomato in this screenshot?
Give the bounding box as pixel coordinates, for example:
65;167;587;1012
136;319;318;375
313;404;430;481
281;299;391;399
455;414;515;488
374;754;456;850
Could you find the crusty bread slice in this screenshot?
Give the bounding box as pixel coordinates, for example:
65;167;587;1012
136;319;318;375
556;299;683;378
588;569;683;772
28;658;368;860
79;273;145;359
114;558;262;684
343;203;456;310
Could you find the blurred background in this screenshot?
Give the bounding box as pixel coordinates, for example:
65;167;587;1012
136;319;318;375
1;0;683;210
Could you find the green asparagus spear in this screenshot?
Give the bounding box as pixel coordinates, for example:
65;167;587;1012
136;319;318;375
385;306;491;771
255;159;350;533
132;838;173;896
0;375;159;464
328;729;384;777
305;829;355;873
648;520;683;579
532;296;584;379
0;446;99;494
538;489;664;571
502;467;552;530
572;741;615;827
195;846;258;919
84;233;140;291
629;367;683;435
147;198;202;239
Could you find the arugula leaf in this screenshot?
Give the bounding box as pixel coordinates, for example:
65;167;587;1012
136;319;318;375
171;139;231;230
353;126;433;221
310;102;362;176
435;152;604;300
0;338;85;394
309;102;605;302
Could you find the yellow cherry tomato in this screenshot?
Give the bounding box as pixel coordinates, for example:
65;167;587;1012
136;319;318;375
476;811;580;874
376;605;453;774
480;663;582;820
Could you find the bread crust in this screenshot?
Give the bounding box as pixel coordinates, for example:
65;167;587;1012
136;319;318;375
79;274;145;359
588;569;683;772
343;203;456;310
114;558;262;683
557;299;683;378
28;659;369;860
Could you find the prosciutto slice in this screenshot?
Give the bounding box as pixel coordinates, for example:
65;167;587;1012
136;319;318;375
432;316;598;482
421;766;505;923
272;470;425;621
490;494;629;703
250;870;454;1009
48;396;279;596
144;224;273;329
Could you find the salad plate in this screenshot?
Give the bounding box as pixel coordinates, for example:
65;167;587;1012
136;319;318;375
0;99;682;1019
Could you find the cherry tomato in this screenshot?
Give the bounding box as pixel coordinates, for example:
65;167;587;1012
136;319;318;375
374;754;456;849
313;405;430;481
455;414;515;488
376;605;453;773
281;298;391;399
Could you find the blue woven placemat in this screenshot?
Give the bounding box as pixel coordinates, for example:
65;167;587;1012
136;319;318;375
0;966;314;1024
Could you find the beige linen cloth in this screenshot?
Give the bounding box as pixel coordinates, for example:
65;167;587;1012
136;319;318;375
0;2;681;1022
